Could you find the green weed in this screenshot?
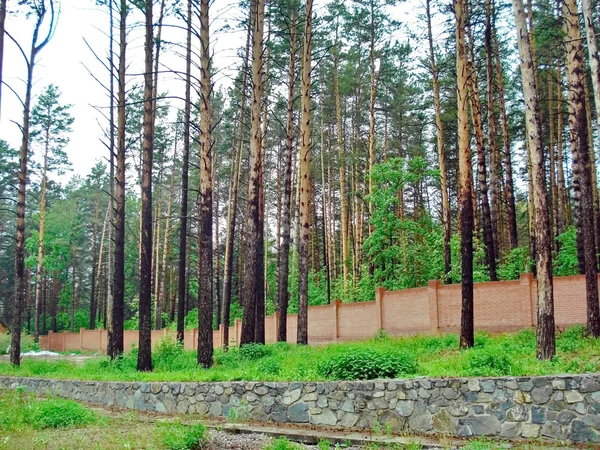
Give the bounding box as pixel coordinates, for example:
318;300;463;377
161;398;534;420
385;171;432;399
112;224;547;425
156;421;207;450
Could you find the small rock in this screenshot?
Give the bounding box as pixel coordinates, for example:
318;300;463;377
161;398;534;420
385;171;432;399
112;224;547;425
442;388;461;400
288;402;309;423
521;424;540;438
340;412;360;428
310;408;337;426
565;391;584;404
541;421;561;439
481;380;495;393
531;386;553;404
396;400;415;417
532;406;546;424
500;422;520;438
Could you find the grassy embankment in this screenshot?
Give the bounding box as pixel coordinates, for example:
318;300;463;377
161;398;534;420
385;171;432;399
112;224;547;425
0;325;598;382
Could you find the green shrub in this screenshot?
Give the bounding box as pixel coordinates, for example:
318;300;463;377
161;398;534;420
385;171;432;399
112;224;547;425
153;334;193;371
27;398;96;429
157;422;208;450
0;333;37;355
214;348;241;369
239;343;271;360
467;350;513;376
318;348;418;380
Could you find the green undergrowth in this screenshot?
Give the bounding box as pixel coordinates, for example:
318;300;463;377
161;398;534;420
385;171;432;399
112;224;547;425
0;326;599;382
0;388;97;432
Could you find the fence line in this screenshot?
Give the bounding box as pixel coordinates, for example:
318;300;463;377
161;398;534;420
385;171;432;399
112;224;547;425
40;273;591;352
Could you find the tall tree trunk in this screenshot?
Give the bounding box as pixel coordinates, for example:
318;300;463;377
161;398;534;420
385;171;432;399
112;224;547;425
556;64;567;235
93;205;110;329
512;0;555;359
137;0;154;372
493;28;518;249
466;16;497;281
153;161;163;330
277;6;296;342
485;0;502;259
159;144;177;329
563;0;600;337
223;18;251;349
177;0;192;344
455;0;474;349
197;0;213;367
319;78;331;305
426;0;450;283
367;0;377;240
34;146;49;341
333;25;349;297
297;0;313;345
549;75;559;245
12;2;55;366
240;0;266;346
109;0;127;360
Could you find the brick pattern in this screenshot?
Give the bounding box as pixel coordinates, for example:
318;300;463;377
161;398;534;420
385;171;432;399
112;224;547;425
40;273;595;352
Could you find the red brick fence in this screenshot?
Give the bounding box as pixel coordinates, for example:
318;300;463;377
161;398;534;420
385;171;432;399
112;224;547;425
40;273;592;352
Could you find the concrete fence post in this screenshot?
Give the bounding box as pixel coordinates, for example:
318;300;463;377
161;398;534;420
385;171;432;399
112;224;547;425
520;273;535;327
375;287;385;331
273;312;279;343
333;300;342;341
62;331;67;353
234;319;241;346
428;280;440;332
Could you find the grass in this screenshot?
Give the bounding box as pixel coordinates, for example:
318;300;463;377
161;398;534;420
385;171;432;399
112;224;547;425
0;325;598;382
0;389;209;450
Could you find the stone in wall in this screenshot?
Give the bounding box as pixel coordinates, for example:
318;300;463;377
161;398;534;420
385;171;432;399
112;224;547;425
2;374;600;443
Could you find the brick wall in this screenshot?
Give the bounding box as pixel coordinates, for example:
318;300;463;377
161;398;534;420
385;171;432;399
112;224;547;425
40;273;596;352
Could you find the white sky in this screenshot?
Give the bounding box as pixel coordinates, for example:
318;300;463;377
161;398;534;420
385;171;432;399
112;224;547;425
0;0;427;182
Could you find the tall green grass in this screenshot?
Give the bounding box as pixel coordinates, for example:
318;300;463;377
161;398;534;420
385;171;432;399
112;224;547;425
0;326;598;382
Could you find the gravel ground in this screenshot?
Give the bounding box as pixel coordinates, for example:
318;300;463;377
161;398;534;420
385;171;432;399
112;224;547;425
207;430;390;449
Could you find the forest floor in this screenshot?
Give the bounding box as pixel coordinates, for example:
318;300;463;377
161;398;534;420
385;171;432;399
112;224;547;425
0;389;577;450
0;326;599;382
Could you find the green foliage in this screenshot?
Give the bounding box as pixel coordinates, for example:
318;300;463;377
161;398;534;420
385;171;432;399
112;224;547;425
153;334;188;371
317;439;331;450
28;397;96;429
0;327;598;383
239;343;272;360
318;348;418;380
185;309;199;330
264;437;301;450
497;247;530;280
466;350;514;377
554;227;579;276
157;421;208;450
0;389;96;431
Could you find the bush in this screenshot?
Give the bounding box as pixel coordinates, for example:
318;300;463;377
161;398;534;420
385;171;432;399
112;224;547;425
467;349;513;376
239;343;271;360
318;348;418;380
0;333;38;355
154;334;192;371
157;422;207;450
27;398;96;429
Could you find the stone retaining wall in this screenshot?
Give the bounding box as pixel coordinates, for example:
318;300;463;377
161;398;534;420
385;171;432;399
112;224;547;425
2;374;600;443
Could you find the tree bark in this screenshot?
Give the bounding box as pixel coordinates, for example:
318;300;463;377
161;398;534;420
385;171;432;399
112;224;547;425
493;28;518;249
297;0;313;345
455;0;474;350
0;0;6;122
137;0;154;372
197;0;213;367
277;6;296;342
223;18;251;349
34;143;49;341
562;0;600;337
581;0;600;158
426;0;450;283
241;0;266;346
466;16;497;281
11;1;55;366
512;0;555;359
177;0;192;344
